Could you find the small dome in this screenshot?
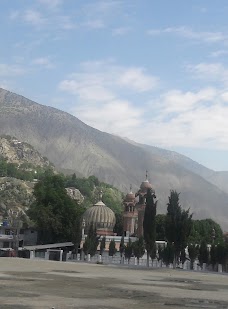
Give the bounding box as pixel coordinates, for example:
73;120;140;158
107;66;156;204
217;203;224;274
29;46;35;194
83;200;116;231
140;180;152;192
124;192;135;202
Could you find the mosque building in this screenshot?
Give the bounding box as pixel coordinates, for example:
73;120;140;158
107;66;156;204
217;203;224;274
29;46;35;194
82;172;155;239
123;171;155;238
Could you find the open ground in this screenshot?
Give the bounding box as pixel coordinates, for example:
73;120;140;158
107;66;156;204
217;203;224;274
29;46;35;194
0;258;227;309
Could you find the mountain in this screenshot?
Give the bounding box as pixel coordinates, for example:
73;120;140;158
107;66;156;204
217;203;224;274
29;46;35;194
138;142;228;195
0;87;228;230
0;135;53;168
0;135;54;222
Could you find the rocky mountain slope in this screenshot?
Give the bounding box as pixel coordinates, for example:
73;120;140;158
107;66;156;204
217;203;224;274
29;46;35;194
0;135;54;222
0;87;227;230
0;135;52;168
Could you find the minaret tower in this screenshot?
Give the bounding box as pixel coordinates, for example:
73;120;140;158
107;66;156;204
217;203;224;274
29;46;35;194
136;171;154;237
123;185;138;236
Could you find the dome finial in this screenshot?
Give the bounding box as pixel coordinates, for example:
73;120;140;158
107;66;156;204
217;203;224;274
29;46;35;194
146;170;148;181
98;189;103;201
130;184;132;193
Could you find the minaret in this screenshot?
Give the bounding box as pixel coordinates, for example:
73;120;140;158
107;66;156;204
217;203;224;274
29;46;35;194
123;185;137;236
136;171;154;238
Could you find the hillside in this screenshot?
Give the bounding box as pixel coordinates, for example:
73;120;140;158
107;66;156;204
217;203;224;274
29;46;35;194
0;135;52;168
0;87;228;230
0;136;124;225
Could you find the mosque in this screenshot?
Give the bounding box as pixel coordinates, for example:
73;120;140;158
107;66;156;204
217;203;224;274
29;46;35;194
82;172;155;238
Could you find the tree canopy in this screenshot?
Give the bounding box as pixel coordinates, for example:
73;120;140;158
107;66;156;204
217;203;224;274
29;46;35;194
143;188;157;266
28;173;85;245
165;190;193;266
189;219;223;244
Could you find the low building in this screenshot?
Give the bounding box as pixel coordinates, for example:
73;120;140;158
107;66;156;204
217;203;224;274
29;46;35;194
0;223;37;249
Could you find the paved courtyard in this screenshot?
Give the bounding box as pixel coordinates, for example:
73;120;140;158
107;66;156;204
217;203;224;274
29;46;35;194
0;258;228;309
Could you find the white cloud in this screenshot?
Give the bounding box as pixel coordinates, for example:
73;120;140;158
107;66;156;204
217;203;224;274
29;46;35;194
186;62;228;85
10;7;76;31
210;50;228;58
129;93;228;150
148;26;227;43
118;68;158;92
72;99;143;135
112;27;131;36
59;60;228;151
23;9;46;26
0;64;26;76
32;57;54;69
59;60;158;102
60;78;115;101
158;87;217;113
59;60;158;136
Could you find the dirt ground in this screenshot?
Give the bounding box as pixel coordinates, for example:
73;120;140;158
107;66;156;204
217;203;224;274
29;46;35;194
0;258;228;309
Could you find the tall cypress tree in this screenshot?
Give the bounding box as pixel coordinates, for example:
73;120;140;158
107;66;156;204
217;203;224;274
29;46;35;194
100;236;106;255
143;188;157;267
165;190;193;268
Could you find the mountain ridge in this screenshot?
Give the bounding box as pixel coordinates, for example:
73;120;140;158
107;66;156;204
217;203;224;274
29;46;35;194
0;87;227;230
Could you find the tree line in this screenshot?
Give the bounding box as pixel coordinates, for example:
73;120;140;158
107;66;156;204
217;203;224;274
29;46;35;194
27;172;227;270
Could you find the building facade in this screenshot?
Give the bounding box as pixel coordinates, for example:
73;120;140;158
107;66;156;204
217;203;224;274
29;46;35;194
123;173;156;238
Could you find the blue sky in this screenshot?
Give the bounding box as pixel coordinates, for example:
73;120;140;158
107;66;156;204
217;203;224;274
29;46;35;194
1;0;228;171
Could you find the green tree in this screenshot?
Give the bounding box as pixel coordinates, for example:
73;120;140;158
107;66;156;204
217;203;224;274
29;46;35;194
71;204;86;254
143;188;157;267
124;238;133;264
83;225;99;257
100;236;106;255
188;244;199;270
0;158;8;176
189;219;223;244
109;239;117;256
133;236;145;265
162;243;174;267
150;245;157;265
157;245;164;264
216;243;228;267
198;240;209;267
180;249;186;266
165;190;193;267
119;235;125;259
113;213;123;235
156;214;166;240
28;174;84;244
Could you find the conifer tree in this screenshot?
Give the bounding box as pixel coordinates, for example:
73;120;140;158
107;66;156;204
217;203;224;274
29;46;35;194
109;239;117;256
133;236;145;265
188;244;199;270
198;240;209;267
162;243;174;267
165;190;192;267
100;236;106;255
119;234;125;263
143;188;157;267
124;238;133;264
83;225;99;257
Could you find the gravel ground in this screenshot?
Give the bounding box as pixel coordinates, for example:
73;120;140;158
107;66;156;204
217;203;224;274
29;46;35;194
0;258;227;309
